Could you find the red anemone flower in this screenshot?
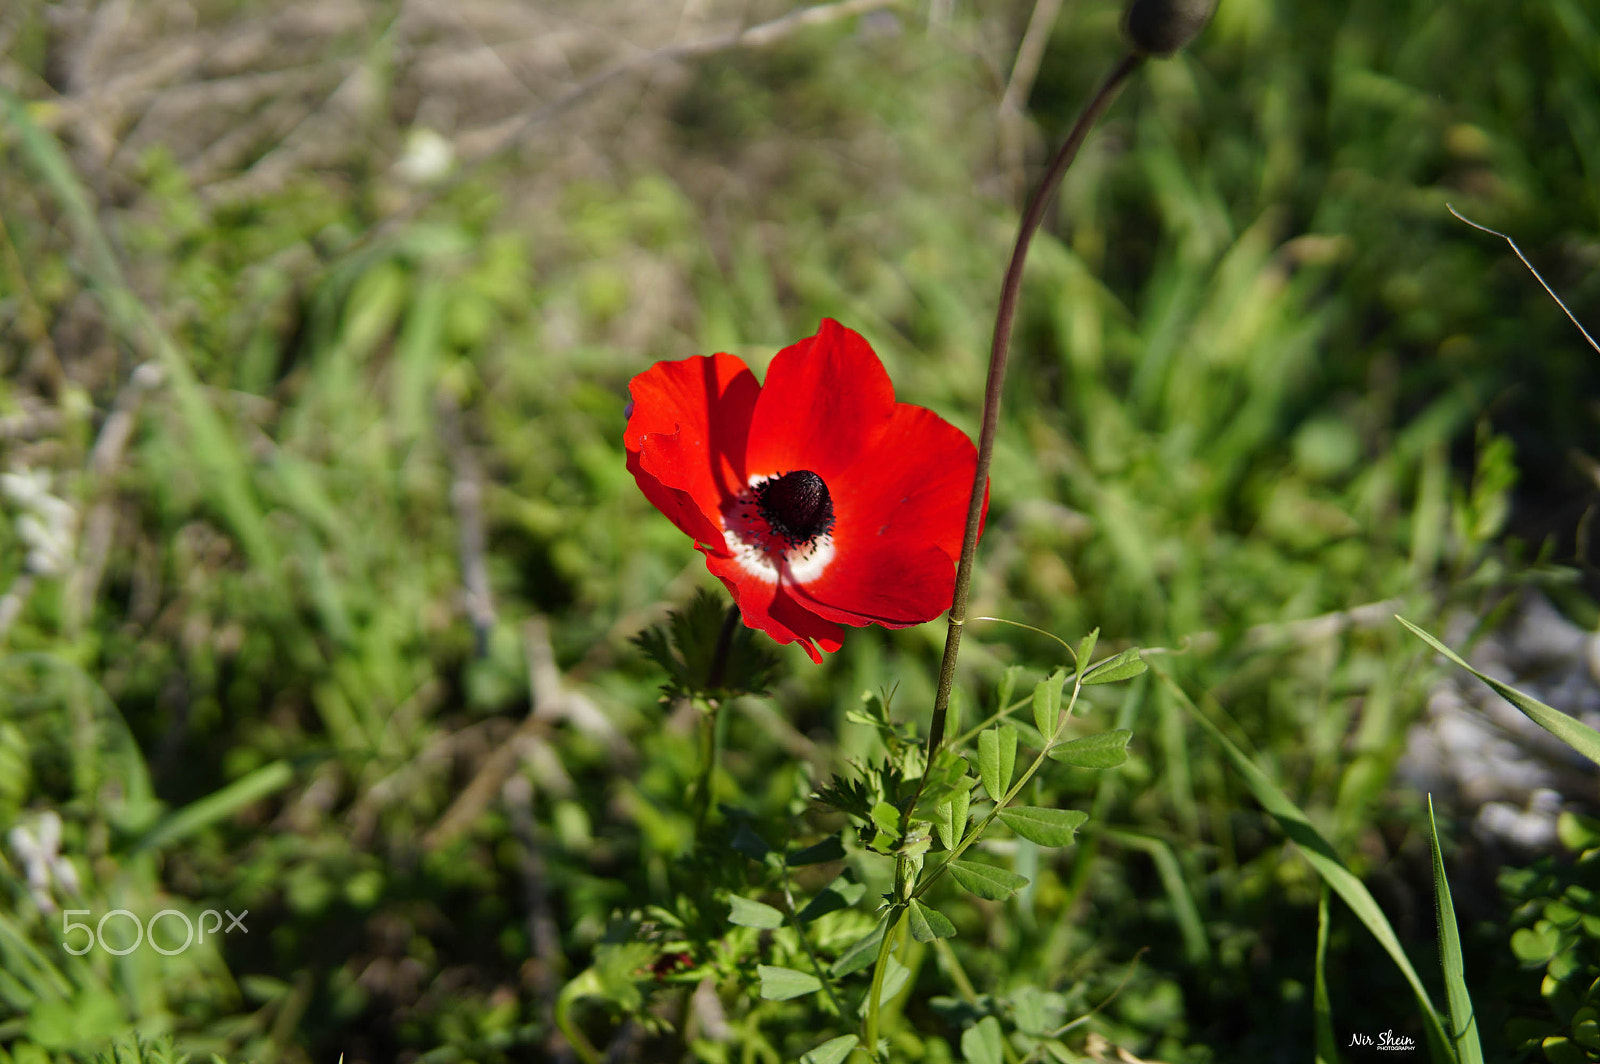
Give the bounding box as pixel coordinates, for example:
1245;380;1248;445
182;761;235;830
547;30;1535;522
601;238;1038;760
625;319;987;662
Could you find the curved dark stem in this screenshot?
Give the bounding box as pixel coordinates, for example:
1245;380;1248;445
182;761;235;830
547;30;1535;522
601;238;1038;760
924;51;1144;763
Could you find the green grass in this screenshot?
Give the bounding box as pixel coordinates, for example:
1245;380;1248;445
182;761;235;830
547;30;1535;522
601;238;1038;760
1;0;1598;1061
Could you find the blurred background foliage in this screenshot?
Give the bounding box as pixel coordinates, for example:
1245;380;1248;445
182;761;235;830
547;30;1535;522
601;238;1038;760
0;0;1597;1061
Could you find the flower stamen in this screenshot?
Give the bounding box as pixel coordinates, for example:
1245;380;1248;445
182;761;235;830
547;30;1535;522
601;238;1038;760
754;470;835;545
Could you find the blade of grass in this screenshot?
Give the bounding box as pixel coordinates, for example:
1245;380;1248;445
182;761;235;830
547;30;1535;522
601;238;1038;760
0;88;276;571
1315;887;1340;1064
1100;827;1211;965
1427;795;1482;1064
129;760;295;855
1397;616;1600;767
1154;667;1453;1061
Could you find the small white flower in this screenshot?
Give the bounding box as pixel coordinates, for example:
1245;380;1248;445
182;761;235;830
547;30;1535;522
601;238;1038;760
1;468;51;509
3;466;75;576
9;810;79;914
395;128;455;186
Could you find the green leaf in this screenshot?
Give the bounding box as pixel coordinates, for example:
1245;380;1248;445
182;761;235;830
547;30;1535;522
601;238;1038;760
855;954;911;1016
800;1035;859;1064
788;835;846;866
1032;670;1065;739
961;1015;1005;1064
978;725;1018;802
913;751;973;818
1399;616;1600;767
871;801;902;839
728;895;783;930
730;823;770;861
130;760;294;855
832;921;886;978
1075;629;1100;679
997;665;1022;715
997;806;1087;847
1429;795;1484;1064
1162;669;1453;1060
947;858;1029;901
797;877;867;923
1083;648;1147;685
1103;828;1211;965
1047;729;1132;769
934;785;972;851
906;899;957;942
758;964;822;1001
1314;889;1339;1064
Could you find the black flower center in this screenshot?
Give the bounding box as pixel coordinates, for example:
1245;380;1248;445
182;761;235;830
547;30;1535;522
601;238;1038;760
755;470;835;546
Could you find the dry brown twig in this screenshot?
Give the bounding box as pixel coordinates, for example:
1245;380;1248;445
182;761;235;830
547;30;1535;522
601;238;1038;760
423;616;627;850
72;361;164;628
435;388;496;657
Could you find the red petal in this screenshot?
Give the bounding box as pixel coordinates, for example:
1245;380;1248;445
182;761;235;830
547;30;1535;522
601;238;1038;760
626;354;760;552
793;403;986;626
703;551;844;663
744;320;897;482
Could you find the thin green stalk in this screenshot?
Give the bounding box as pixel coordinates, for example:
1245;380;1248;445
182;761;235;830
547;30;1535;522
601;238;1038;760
778;858;847;1019
690;702;722;838
861;906;906;1060
924;52;1143;763
691;605;741;837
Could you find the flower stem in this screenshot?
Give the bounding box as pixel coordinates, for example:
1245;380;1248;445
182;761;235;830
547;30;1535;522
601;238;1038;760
691;604;741;837
862;905;905;1060
690;700;722;838
925;51;1143;763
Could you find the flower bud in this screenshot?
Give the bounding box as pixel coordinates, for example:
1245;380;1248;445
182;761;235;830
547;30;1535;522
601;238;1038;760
1123;0;1216;56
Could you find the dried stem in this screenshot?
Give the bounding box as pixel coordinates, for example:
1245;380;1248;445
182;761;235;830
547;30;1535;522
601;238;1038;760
924;51;1143;763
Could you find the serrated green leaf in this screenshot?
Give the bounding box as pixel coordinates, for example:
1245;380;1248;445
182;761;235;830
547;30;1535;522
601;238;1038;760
788;835;846;866
1032;670;1065;740
962;1015;1005;1064
978;725;1018;802
758;964;821;1000
728;895;783;929
997;806;1087;847
800;1034;859;1064
906;899;957;942
1083;648;1146;685
947;858;1029;901
1047;729;1132;769
934;785;972;851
